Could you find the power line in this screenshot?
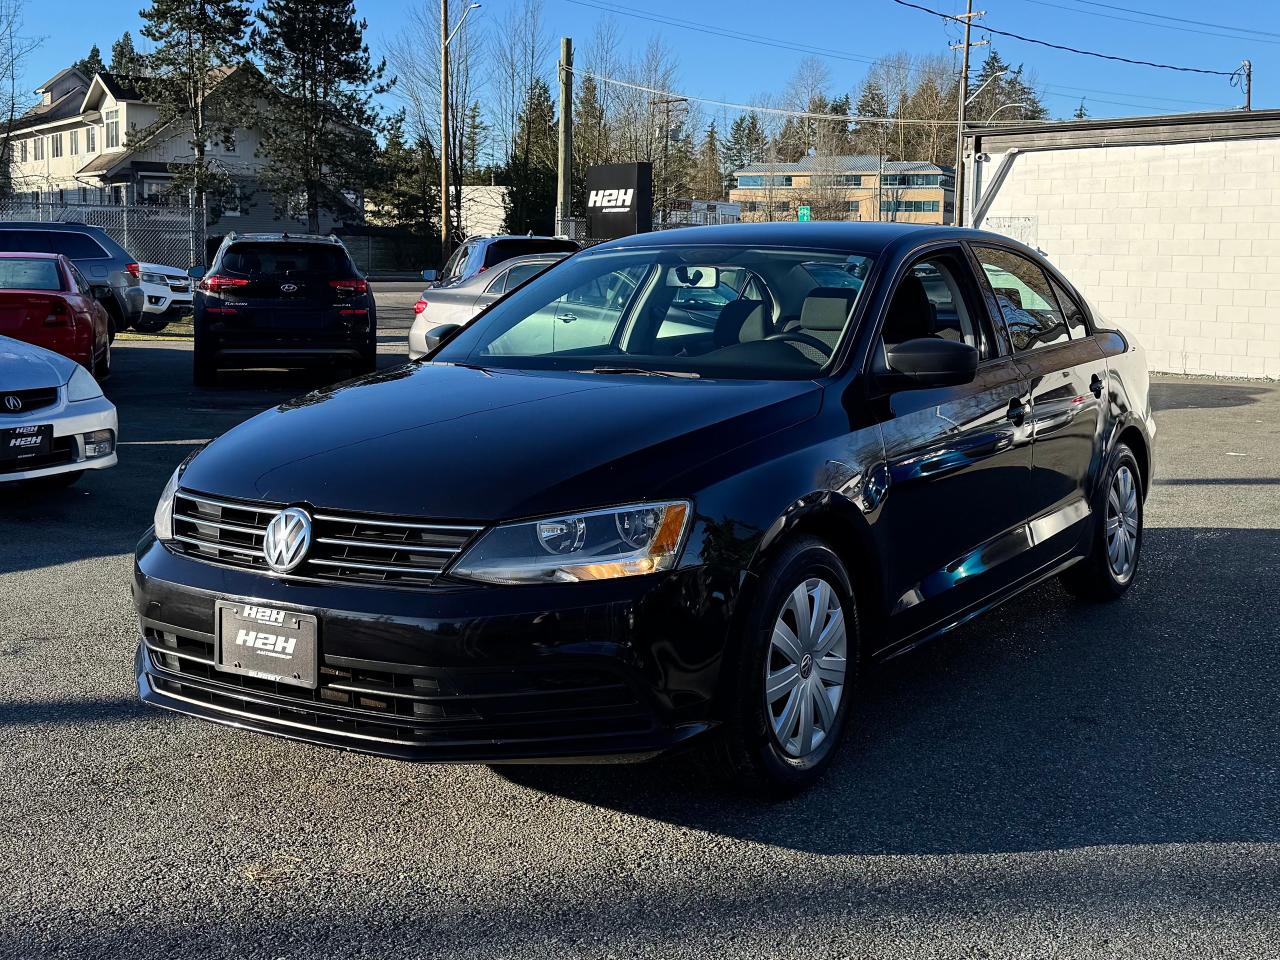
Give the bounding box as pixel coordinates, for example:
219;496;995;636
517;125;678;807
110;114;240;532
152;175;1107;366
559;0;1233;115
1014;0;1280;46
1069;0;1280;40
891;0;1238;76
571;66;1052;126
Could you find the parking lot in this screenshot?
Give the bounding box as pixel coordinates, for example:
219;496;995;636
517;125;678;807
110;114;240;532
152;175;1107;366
2;283;1279;958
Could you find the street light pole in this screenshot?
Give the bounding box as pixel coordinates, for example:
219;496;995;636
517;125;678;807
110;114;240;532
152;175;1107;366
440;0;449;264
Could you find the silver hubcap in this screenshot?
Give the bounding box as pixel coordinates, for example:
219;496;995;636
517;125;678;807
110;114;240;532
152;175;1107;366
765;577;848;759
1106;464;1140;582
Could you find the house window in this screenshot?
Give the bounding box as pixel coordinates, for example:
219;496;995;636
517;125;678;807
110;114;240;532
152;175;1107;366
836;175;862;186
70;130;79;155
33;137;44;161
86;126;96;152
845;200;860;212
50;133;63;158
105;109;119;149
223;132;237;154
222;183;242;216
140;180;169;205
736;175;794;188
880;200;940;214
17;140;26;163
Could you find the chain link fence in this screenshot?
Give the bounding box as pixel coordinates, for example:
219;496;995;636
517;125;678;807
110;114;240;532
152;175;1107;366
0;198;201;268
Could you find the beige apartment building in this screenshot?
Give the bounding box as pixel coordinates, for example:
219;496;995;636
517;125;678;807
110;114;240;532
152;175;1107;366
729;156;955;225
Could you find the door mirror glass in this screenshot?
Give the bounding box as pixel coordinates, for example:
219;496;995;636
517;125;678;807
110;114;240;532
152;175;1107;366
421;269;439;283
187;266;206;280
884;337;978;389
425;322;462;352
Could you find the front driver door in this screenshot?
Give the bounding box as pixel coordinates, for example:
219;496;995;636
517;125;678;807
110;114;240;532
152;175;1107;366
871;246;1036;649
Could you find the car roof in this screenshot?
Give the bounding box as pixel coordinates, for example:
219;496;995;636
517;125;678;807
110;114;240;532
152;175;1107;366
585;221;1021;257
471;234;570;243
225;233;344;245
0;221;108;233
0;251;62;259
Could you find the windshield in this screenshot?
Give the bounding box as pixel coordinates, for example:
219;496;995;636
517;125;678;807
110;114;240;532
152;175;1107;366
435;245;874;380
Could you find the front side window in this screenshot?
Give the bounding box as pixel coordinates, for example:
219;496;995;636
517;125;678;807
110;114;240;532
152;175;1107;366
881;252;994;360
492;261;550;294
437;245;876;380
973;245;1071;352
104;109;119;149
47;231;110;260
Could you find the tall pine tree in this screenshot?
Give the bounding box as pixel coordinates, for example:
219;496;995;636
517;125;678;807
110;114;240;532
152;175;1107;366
251;0;388;233
139;0;252;261
723;112;768;180
500;79;557;234
110;32;147;75
73;45;104;78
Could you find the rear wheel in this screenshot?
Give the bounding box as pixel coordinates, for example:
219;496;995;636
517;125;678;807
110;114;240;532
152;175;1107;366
93;339;112;381
1062;443;1144;601
710;537;858;796
193;339;217;388
133;316;170;334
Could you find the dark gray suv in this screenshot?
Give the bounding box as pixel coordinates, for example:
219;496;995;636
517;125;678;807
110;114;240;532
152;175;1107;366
0;222;143;338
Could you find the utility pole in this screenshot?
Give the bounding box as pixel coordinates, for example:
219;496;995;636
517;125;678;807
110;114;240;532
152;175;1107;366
950;1;986;227
440;0;450;263
556;37;573;236
1242;60;1253;111
651;95;687;228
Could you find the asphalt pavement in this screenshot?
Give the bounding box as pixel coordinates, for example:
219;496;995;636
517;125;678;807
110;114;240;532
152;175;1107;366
2;312;1279;959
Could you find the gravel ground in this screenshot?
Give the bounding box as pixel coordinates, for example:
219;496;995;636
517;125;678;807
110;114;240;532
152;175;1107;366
1;324;1278;959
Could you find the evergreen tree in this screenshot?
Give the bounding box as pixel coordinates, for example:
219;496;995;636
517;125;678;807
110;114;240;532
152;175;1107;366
571;72;608;211
110;32;147;75
139;0;252;261
692;121;723;200
251;0;389;233
966;49;1047;125
1073;99;1088;120
460;101;489;183
500;79;557;234
73;45;104;78
367;113;439;237
852;79;890;158
723;112;768;178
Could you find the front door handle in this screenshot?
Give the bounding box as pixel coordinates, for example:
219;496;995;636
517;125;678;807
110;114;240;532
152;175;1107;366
1090;373;1105;398
1007;397;1028;425
559;313;578;323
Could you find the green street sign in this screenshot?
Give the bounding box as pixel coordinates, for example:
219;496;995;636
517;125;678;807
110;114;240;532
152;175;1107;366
797;205;811;222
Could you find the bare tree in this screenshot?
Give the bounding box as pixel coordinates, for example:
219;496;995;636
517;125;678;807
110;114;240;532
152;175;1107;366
0;0;41;198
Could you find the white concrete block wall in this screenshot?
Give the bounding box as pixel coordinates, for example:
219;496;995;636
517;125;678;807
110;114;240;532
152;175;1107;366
976;138;1280;378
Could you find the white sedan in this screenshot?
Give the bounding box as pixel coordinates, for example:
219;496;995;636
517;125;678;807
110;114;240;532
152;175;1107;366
0;335;118;486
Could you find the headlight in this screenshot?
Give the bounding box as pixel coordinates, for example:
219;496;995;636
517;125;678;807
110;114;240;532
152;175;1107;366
141;272;168;285
153;464;183;541
450;501;690;584
66;365;103;402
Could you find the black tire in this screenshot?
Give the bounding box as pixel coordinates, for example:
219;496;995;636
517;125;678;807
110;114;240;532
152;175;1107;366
93;339;112;381
1061;443;1144;601
133;316;170;334
356;348;377;375
193;342;217;388
709;536;860;797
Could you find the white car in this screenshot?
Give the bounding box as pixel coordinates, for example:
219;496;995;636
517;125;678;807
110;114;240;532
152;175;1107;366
0;335;118;486
135;261;194;333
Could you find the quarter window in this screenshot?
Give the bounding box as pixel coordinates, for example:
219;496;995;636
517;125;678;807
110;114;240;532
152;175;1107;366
973;246;1071;352
1050;278;1090;338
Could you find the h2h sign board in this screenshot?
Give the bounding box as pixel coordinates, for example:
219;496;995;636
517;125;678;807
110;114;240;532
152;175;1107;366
585;163;653;239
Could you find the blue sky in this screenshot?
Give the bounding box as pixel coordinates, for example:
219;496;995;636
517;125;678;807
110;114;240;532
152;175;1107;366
25;0;1272;121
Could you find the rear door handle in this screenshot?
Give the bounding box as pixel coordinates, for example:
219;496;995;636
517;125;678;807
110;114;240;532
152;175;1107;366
1090;373;1105;398
1007;397;1028;425
559;313;578;323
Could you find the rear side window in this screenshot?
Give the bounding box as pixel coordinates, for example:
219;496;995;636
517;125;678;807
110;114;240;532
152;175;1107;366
482;239;578;268
0;258;63;290
1050;278;1090;338
219;243;355;279
497;261;552;293
46;232;110;260
973;245;1071;352
0;230;53;254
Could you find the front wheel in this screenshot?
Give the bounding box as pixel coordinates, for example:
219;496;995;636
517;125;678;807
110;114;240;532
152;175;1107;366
710;537;859;796
1061;443;1144;601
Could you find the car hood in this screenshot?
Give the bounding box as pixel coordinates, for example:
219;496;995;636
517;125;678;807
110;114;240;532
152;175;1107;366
139;261;185;276
0;335;76;390
181;363;823;522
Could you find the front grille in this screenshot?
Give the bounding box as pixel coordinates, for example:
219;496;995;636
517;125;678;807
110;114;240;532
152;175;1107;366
170;489;481;588
0;387;58;415
0;436;76;474
143;624;650;746
167;280;190;293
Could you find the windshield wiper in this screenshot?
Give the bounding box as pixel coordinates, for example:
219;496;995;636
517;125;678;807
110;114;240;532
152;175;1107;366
589;366;701;379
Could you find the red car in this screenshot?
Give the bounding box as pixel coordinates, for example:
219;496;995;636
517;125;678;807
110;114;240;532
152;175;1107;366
0;252;112;378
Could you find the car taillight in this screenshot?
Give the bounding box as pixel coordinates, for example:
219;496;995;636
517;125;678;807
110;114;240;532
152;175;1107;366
125;263;140;280
413;299;428;315
198;275;250;294
42;300;70;326
330;278;369;294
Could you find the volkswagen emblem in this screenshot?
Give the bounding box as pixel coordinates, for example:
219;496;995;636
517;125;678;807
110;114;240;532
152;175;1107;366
3;395;19;412
280;282;298;293
262;507;312;573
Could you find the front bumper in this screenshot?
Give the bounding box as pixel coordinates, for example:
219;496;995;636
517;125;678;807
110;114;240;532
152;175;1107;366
0;394;118;482
134;536;725;762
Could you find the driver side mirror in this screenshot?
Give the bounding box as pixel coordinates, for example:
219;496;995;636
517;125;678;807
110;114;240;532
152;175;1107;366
421;269;439;284
882;337;978;389
424;322;462;353
187;266;206;280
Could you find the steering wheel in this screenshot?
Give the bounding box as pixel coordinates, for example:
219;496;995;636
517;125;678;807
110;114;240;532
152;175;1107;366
764;330;834;356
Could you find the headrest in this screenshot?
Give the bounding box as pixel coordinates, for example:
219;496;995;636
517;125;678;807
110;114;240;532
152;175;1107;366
800;287;859;332
715;299;769;346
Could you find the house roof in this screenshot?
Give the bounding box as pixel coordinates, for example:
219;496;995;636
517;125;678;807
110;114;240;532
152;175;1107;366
77;151;129;177
96;72;147;102
11;88;85;132
34;66;87;95
733;155;954;176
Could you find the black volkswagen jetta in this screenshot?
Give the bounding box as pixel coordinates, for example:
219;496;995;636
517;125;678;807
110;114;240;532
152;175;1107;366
136;222;1155;793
